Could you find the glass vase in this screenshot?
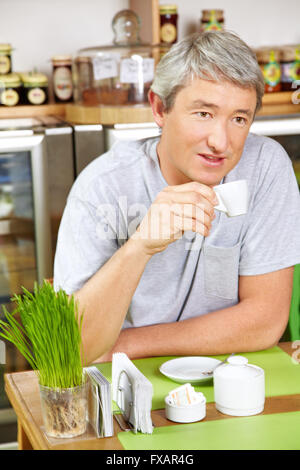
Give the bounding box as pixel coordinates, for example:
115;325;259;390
39;382;87;438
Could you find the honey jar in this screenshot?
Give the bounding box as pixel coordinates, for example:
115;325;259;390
280;45;300;91
159;4;178;45
21;73;49;105
200;10;224;33
0;44;12;75
0;73;22;106
51;55;73;103
256;48;281;93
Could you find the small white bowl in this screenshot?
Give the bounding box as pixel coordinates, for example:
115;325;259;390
165;394;206;423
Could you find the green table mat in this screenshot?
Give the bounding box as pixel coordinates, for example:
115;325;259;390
118;411;300;450
96;346;300;410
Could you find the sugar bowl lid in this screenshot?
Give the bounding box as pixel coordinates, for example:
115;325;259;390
214;355;264;380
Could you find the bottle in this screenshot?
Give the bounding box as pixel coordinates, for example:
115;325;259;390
159;4;178;45
51;55;73;103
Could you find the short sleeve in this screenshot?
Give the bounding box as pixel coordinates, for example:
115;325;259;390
53;196;119;294
239;145;300;276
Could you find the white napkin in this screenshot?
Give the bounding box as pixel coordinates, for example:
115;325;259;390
112;352;153;434
85;366;114;438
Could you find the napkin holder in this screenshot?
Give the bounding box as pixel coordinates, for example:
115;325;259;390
113;369;135;432
112;352;154;434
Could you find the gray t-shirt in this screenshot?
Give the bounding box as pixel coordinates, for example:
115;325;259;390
53;134;300;328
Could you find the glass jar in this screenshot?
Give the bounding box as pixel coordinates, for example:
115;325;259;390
159;4;178;45
280;45;300;91
51;55;73;103
256;48;282;93
39;383;87;438
200;10;224;33
0;44;12;75
73;10;156;106
21;73;48;105
0;73;22;106
73;56;93;102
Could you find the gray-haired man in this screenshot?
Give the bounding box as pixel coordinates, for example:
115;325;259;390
54;31;300;364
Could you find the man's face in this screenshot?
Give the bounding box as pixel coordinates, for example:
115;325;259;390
156;77;257;187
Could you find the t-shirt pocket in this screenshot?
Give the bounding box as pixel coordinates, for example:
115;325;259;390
203;242;241;300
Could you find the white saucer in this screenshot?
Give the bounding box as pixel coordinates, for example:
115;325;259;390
159;356;221;384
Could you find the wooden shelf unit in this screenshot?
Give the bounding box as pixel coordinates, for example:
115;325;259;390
0;103;66;119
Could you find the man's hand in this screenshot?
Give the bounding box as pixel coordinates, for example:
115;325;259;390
131;181;219;256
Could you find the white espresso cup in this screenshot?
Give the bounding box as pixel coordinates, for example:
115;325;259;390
213;179;249;217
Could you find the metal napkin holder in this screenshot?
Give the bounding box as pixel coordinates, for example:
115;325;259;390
113;369;136;433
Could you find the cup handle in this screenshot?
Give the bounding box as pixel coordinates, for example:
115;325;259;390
214;193;227;214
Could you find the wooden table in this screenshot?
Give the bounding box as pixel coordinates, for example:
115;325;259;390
4;342;300;450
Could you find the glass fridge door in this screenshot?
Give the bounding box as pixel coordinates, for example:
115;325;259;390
0;135;52;412
0;150;36;309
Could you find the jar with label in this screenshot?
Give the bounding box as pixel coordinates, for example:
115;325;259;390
21;73;49;105
256;48;281;93
200;10;224;33
0;44;12;75
0;73;22;106
159;4;178;45
280;45;300;91
73;56;93;102
51;55;73;103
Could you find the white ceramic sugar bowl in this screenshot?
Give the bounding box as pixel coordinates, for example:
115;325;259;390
213;355;265;416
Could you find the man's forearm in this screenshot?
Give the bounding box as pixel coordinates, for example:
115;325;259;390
107;297;288;360
74;238;152;364
102;267;292;360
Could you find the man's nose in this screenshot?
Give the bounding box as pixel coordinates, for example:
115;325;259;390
207;121;228;155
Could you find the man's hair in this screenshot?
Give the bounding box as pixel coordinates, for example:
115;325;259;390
151;31;265;114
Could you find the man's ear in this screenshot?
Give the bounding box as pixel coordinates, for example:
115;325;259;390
148;89;165;128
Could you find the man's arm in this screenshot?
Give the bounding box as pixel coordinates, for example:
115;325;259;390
74;181;217;365
97;266;294;361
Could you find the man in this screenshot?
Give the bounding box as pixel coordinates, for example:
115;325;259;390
54;31;300;364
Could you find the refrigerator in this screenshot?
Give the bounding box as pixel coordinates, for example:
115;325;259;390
0;117;75;440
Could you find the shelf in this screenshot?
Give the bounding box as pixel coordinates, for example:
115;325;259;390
0;103;66;119
257;91;300;116
66;92;300;125
0;92;299;124
65;103;154;125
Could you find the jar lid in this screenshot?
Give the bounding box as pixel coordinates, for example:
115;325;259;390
0;73;21;87
201;9;224;21
0;44;12;53
280;45;300;62
21;72;48;86
256;47;281;63
159;4;178;14
214;355;264;380
51;55;72;64
75;56;91;64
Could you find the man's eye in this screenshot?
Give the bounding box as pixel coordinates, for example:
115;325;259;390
196;112;210;118
234;116;247;125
